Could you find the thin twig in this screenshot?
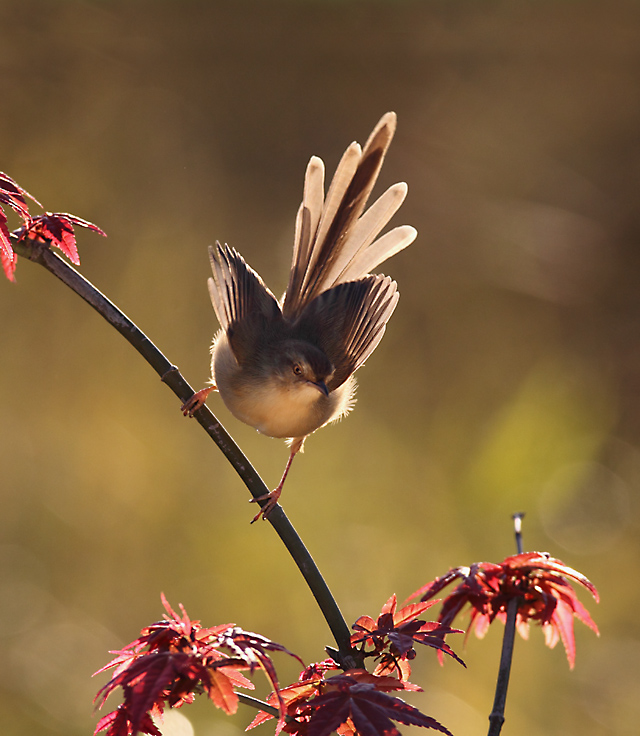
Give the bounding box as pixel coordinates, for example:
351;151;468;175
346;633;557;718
486;512;526;736
13;239;357;666
237;693;280;719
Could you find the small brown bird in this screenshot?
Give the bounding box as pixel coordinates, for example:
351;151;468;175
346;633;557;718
182;112;416;520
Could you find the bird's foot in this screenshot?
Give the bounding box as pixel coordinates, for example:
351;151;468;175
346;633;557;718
181;387;214;416
248;445;300;523
250;486;282;523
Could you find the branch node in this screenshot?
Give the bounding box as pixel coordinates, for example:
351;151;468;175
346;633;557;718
160;365;181;383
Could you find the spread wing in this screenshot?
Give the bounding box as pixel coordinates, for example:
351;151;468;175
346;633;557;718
207;242;282;364
292;274;399;390
282;112;416;319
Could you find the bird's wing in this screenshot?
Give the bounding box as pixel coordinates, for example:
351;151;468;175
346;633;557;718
282;112;415;319
293;274;399;390
208;242;281;363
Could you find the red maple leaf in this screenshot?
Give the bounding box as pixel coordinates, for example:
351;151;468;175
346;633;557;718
95;707;162;736
0;172;34;280
0;171;33;222
409;552;599;668
15;212;106;265
247;675;326;734
0;232;18;281
249;670;452;736
214;625;304;717
0;171;105;280
94;595;301;736
350;595;465;679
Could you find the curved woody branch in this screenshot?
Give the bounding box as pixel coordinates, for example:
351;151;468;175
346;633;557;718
12;238;356;667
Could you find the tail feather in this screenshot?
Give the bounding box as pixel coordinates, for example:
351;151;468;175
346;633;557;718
283;112;412;318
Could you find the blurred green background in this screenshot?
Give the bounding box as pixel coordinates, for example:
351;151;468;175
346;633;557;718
1;1;639;734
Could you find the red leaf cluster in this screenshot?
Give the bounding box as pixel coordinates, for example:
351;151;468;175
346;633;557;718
248;668;453;736
350;595;465;680
409;552;599;668
0;171;105;281
94;595;302;736
247;596;463;736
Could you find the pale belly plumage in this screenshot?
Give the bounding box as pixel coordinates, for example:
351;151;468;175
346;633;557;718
212;332;355;440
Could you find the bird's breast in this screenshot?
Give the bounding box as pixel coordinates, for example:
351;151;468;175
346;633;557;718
232;379;334;439
211;332;351;439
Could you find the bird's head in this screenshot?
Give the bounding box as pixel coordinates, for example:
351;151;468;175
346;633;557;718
273;340;334;397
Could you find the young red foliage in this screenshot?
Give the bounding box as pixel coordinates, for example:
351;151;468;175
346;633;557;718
0;234;18;282
350;594;465;679
409;552;599;669
0;171;32;222
95;707;162;736
0;172;33;280
94;595;301;736
15;212;106;266
247;658;344;733
248;669;453;736
0;171;105;280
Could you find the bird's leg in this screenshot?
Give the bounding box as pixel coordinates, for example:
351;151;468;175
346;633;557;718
181;385;217;416
250;439;304;523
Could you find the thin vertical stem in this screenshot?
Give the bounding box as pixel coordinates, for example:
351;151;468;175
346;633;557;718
513;512;525;554
487;512;526;736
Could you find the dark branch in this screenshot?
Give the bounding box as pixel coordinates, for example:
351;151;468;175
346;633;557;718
487;596;518;736
486;513;526;736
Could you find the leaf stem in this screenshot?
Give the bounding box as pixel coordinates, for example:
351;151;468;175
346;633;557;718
486;512;525;736
237;693;280;718
13;240;356;665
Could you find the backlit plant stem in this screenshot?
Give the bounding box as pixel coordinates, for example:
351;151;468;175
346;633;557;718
487;513;525;736
237;694;280;719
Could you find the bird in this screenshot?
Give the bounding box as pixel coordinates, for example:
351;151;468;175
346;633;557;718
182;112;417;521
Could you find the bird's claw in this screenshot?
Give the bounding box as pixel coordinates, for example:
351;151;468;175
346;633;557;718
181;387;214;417
250;487;282;523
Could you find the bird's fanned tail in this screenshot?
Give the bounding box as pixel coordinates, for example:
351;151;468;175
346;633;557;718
283;112;416;319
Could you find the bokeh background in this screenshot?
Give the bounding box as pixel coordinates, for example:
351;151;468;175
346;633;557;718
1;1;639;734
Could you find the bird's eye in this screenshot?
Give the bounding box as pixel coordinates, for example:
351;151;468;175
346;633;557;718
292;363;303;376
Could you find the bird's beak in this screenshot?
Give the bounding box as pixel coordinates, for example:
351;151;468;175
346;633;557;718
312;380;329;397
